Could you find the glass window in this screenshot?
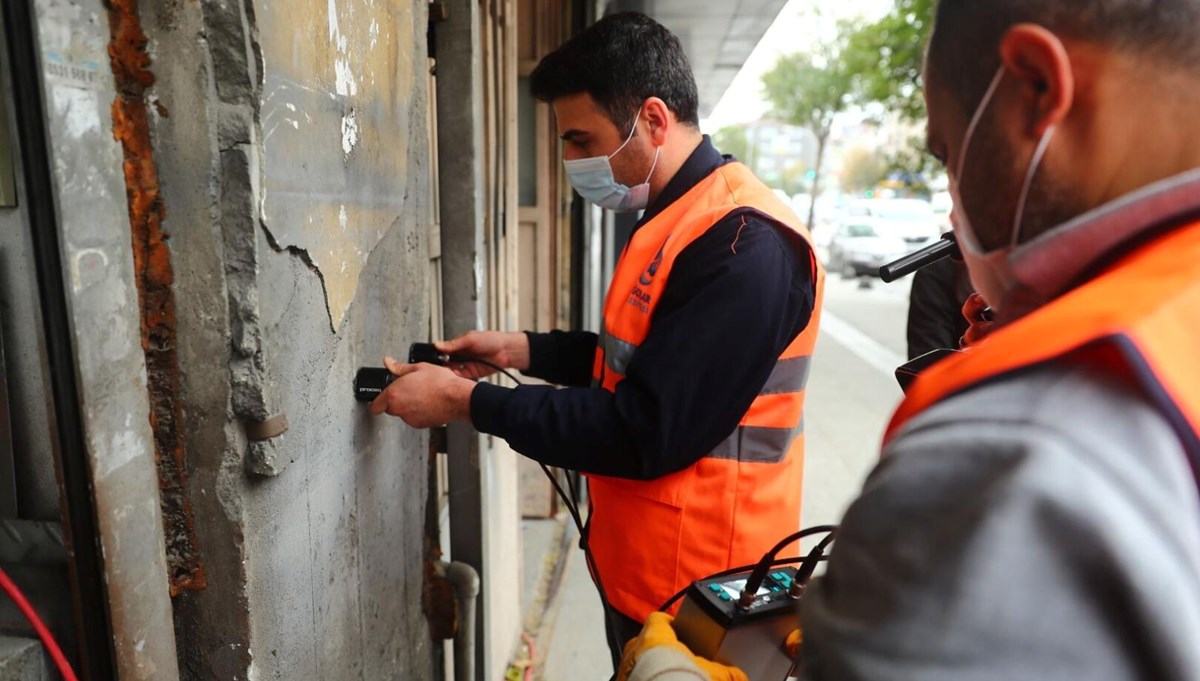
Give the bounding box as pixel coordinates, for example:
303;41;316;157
848;224;877;238
518;77;537;207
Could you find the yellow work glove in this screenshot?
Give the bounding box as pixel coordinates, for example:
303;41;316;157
617;612;749;681
786;628;803;658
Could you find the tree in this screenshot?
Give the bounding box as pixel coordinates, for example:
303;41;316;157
712;125;751;166
762;24;858;231
842;0;938;183
844;0;935;122
840;147;888;193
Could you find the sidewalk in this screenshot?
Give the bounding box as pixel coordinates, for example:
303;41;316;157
537;540;610;680
514;512;610;681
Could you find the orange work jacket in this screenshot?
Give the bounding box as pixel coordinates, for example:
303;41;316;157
586;162;825;621
885;221;1200;491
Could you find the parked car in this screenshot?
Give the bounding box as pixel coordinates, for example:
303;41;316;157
826;221;911;278
845;198;942;250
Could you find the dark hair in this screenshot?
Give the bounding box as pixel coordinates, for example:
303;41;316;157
530;12;700;130
928;0;1200;111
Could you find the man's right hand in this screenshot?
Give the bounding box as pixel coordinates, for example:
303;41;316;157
436;331;531;379
960;293;996;348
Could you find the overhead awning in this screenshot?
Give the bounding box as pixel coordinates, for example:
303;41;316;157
609;0;789;117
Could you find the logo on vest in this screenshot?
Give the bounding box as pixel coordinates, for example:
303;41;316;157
628;242;665;314
639;243;665;286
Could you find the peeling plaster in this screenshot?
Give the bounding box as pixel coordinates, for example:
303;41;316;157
340;108;357;156
334;57;358;98
257;0;416;329
53;86;102;138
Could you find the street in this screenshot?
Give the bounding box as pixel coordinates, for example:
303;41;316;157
537;271;917;679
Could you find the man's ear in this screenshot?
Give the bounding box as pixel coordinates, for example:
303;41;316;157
642;97;672;146
999;24;1075;136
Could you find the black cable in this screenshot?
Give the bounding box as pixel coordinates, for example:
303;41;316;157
447;355;523;385
657;554;830;613
740;526;837;607
449;352;620;664
661;525;835;613
794;529;838;586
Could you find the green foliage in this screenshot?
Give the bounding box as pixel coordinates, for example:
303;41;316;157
842;0;940;188
712;125;751;165
844;0;936;122
840;147;888;192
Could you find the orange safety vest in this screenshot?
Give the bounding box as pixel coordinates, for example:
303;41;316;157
884;221;1200;489
587;162;825;621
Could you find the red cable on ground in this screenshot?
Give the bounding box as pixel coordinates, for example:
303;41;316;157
0;565;79;681
521;633;536;681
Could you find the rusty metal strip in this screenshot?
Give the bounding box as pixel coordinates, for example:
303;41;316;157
107;0;205;595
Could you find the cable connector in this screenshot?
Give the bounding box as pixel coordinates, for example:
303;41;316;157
409;342;450;365
737;525;837;611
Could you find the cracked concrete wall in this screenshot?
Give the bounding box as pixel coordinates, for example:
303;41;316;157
142;0;435;678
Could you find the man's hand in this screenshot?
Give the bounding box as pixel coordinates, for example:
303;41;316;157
437;331;531;379
617;612;748;681
369;357;476;428
960;293;996;348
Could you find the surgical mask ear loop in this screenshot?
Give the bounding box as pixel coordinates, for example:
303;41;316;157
1010;125;1057;248
643;145;661;185
609;116;640;159
956;68;1007;179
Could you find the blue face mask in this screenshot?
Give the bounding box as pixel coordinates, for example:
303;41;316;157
564;119;661;213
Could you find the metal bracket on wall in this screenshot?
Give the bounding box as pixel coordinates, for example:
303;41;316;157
244;412;289;442
243;413;290;477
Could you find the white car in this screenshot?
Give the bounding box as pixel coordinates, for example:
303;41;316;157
845;199;942;251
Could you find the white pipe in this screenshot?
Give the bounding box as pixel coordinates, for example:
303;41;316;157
441;561;480;681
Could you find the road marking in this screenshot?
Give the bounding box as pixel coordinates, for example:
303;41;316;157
819;311;907;378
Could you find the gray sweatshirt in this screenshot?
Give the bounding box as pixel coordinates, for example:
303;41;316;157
796;362;1200;680
630;363;1200;681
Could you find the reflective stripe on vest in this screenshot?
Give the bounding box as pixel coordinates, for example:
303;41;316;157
596;339;813;463
598;328;638;378
885;221;1200;486
585;162;826;621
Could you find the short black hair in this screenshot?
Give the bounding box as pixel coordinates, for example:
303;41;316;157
928;0;1200;111
530;12;700;130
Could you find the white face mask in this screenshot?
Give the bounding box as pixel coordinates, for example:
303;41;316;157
563;117;661;213
951;67;1056;310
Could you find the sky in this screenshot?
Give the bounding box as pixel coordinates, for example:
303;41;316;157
700;0;893;133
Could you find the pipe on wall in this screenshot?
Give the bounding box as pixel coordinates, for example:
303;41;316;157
441;561;480;681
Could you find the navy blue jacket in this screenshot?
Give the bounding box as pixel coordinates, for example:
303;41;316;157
471;137;815;480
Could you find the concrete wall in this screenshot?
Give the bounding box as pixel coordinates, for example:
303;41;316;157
141;1;436;678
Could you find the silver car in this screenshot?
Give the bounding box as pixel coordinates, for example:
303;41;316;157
826;221;910;278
